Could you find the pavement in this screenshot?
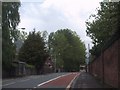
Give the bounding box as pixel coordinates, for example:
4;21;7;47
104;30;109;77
71;71;112;89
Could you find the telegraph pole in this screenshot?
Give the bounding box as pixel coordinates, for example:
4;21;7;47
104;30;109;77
88;44;90;63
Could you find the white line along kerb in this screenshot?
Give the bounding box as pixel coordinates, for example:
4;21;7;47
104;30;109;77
66;73;80;90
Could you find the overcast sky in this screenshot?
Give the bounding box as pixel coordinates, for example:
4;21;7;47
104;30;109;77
18;0;103;50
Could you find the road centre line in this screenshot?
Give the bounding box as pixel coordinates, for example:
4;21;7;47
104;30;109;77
2;79;15;83
3;79;30;87
37;73;71;87
2;82;16;86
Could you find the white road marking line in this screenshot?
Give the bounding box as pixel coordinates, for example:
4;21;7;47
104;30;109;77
2;82;16;86
66;73;80;90
2;79;14;82
37;73;71;87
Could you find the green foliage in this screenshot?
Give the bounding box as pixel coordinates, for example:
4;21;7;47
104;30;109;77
2;2;21;70
48;29;86;72
16;30;28;42
26;64;35;69
86;2;119;56
18;30;48;74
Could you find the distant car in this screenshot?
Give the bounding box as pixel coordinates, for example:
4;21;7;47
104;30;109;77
80;65;86;72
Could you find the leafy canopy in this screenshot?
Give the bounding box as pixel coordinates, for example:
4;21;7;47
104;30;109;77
86;2;119;56
18;30;48;74
2;2;21;70
48;29;86;72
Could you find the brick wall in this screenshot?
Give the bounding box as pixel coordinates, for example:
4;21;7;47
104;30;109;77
88;38;120;88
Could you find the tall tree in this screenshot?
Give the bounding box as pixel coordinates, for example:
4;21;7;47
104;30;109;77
48;29;86;72
18;30;48;74
2;2;21;71
86;2;119;56
0;1;2;70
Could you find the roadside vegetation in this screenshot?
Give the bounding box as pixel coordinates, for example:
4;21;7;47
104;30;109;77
2;2;21;74
86;2;120;60
2;2;86;76
48;29;86;72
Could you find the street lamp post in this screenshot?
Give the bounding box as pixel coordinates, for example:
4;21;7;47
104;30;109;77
12;27;26;75
15;27;26;76
15;27;26;59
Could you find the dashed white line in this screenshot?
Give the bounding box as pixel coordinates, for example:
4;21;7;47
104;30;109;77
2;79;14;83
2;82;16;86
3;79;30;87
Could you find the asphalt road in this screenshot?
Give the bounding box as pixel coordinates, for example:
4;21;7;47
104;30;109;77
2;73;68;88
2;72;78;89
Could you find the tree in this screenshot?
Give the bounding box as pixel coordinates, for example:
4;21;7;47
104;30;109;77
0;1;2;69
2;2;21;71
18;30;48;74
16;30;28;42
86;2;120;56
48;29;86;72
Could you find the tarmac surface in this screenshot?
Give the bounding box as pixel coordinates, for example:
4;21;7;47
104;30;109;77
2;72;113;90
2;73;68;88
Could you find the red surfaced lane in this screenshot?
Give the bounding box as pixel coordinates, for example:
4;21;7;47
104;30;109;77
38;72;79;88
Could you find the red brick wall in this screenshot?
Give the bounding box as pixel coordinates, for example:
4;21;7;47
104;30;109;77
89;38;120;88
104;40;119;87
96;55;103;80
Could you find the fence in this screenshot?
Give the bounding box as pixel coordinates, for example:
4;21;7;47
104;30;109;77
2;61;36;78
2;58;54;78
88;36;120;88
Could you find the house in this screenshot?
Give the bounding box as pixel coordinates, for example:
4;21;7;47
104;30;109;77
42;57;54;74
